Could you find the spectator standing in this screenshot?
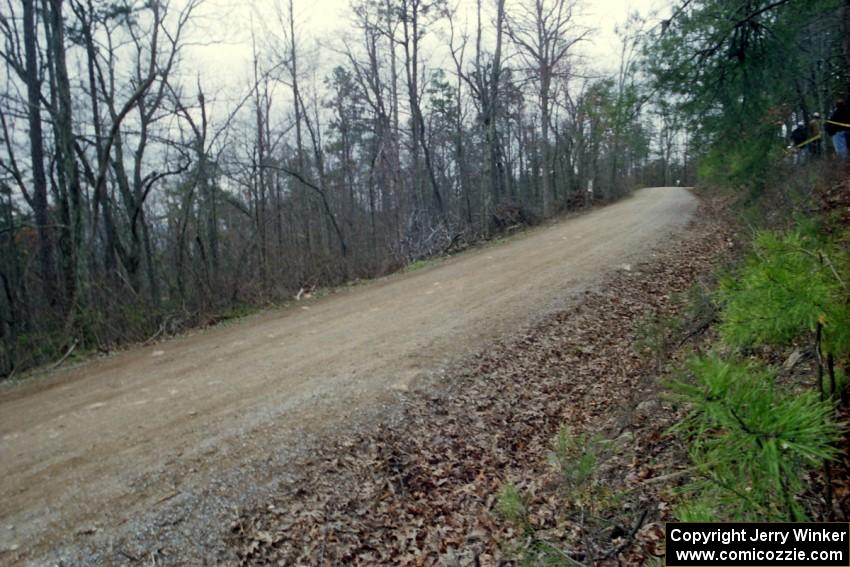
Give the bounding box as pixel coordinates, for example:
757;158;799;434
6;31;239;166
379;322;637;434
789;122;809;164
807;112;822;157
826;99;850;160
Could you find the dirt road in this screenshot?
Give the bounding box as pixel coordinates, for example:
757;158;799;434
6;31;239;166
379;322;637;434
0;187;696;564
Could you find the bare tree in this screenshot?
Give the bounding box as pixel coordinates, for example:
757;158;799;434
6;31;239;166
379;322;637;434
0;0;661;376
507;0;586;216
396;0;448;227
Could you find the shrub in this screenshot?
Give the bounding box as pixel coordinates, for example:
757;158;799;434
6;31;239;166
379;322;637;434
548;426;615;513
670;355;843;521
496;482;528;531
717;228;850;359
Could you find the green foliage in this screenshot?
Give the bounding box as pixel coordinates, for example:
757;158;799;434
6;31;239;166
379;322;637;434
496;482;529;531
633;312;681;359
675;498;717;523
634;281;717;365
671;355;843;521
496;428;622;566
836;367;850;392
512;542;585;567
13;332;67;370
549;426;603;502
668;217;850;523
644;0;845;191
717;228;850;357
552;427;623;515
405;258;438;272
696;131;784;190
212;303;262;324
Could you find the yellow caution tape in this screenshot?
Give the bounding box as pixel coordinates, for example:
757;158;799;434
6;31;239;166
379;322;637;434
784;119;850;154
794;134;821;149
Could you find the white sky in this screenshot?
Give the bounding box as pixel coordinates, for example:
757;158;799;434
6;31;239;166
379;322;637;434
181;0;670;98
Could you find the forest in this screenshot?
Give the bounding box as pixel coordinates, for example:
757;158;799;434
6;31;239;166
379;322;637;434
0;0;687;377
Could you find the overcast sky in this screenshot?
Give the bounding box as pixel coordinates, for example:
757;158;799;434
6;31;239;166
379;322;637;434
180;0;669;99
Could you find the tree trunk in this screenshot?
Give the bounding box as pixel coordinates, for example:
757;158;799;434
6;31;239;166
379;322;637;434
23;0;56;308
46;0;84;315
